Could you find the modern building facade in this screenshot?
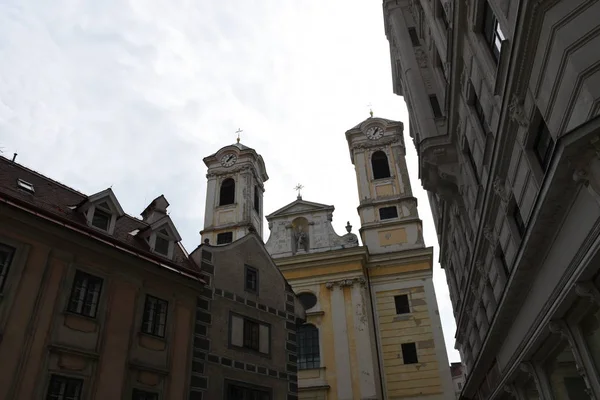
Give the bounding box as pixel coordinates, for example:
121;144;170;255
383;0;600;399
264;117;454;399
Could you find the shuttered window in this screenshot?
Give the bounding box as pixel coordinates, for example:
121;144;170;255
230;314;270;355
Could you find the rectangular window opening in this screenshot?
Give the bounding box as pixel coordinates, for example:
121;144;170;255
482;2;504;63
245;266;258;293
533;118;554;172
379;206;399;220
394;294;410;314
429;95;443;118
132;389;158;400
154;235;170;256
408;27;420;46
402;342;419;364
17;179;35;193
243;319;260;351
67;270;103;318
91;208;111;231
0;244;15;293
217;232;233;245
47;375;83;400
512;203;526;238
142;295;168;337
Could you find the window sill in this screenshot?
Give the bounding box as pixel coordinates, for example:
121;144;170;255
216;203;237;210
62;312;99;333
138;331;167;351
306;310;325;317
230;344;271;359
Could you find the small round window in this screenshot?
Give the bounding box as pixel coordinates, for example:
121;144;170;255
298;292;317;310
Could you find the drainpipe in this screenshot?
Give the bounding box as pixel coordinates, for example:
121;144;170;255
366;267;387;399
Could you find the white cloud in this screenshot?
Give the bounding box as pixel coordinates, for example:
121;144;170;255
0;0;459;362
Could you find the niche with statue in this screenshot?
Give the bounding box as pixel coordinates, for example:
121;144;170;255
292;217;309;254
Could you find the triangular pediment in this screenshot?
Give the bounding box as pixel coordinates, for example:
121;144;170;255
266;198;334;220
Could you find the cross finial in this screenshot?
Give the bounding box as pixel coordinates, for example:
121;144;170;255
235;128;243;143
294;183;304;199
367;103;373;118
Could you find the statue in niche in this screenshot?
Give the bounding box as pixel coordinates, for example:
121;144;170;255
296;228;308;251
291;217;309;253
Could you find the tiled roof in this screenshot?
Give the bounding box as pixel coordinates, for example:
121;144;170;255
0;156;200;277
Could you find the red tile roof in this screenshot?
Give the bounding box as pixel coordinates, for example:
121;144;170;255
0;156;201;279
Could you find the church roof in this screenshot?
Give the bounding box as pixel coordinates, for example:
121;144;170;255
265;197;334;220
348;116;401;131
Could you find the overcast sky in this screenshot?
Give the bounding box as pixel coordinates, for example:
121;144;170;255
0;0;459;362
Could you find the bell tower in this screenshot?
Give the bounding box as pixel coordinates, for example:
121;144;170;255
345;117;424;254
201;141;269;245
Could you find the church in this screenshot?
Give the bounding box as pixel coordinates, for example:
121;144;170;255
200;116;454;400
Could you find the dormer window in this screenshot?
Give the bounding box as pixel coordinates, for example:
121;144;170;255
154;230;170;256
91;206;111;231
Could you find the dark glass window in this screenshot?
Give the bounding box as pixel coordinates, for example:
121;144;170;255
372;151;391;179
482;2;504;63
245;266;258;293
254;185;260;213
46;375;83;400
534;119;554;171
142;295;168;337
0;244;15;293
91;208;111;231
497;246;510;277
379;206;399;220
154;235;169;256
219;178;235;206
298;324;320;369
473;91;488;133
402;342;419;364
132;389;158;400
217;232;233;245
226;382;271;400
408;27;420;46
394;295;410;314
67;270;103;318
464;143;480;185
512;204;526;237
243;319;260;351
429;95;443;118
298;292;318;310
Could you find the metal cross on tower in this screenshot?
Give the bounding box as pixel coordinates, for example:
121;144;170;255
294;183;304;199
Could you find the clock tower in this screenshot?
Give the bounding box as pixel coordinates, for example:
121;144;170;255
201;141;269;245
345;117;425;254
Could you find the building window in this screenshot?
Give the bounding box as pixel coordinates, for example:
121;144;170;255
408;27;420;46
245;266;258;293
464;142;480;185
46;375;83;400
0;244;15;293
154;234;170;256
217;232;233;245
372;151;391;179
254;185;260;213
132;389;158;400
142;295;168;337
17;178;35;193
429;95;443;118
379;206;399;220
230;314;270;354
533;118;554;171
219;178;235;206
225;381;271;400
402;342;419;364
394;294;410;314
91;207;111;231
512;204;526;237
438;0;449;31
298;292;318;311
473;91;488;133
67;270;103;318
298;324;320;369
482;1;504;63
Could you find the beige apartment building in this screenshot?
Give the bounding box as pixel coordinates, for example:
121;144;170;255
382;0;600;399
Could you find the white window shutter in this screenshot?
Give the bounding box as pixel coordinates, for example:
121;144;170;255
231;315;244;347
259;324;270;354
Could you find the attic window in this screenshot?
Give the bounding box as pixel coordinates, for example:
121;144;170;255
17;179;35;193
91;208;111;231
154;235;170;256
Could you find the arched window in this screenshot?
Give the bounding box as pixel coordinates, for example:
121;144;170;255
298;292;317;311
298;324;320;369
219;178;235;206
372;151;391;179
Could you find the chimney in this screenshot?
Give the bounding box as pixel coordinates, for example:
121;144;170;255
141;195;170;224
12;153;17;162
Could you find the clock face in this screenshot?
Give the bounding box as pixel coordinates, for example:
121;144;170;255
220;153;237;167
365;126;384;140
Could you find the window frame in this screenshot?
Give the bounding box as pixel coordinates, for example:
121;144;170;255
371;151;391;180
244;265;258;294
402;342;419;364
153;234;170;256
217;231;233;245
253;185;260;214
91;207;112;231
481;1;504;64
379;206;399;220
46;374;84;400
243;318;260;351
533;118;554;172
224;379;272;400
0;243;15;293
429;95;444;118
229;312;271;356
298;324;321;370
394;294;411;315
67;270;103;318
219;178;236;206
141;294;169;338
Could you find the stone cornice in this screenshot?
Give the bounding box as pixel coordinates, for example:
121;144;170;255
325;276;366;290
274;246;368;269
